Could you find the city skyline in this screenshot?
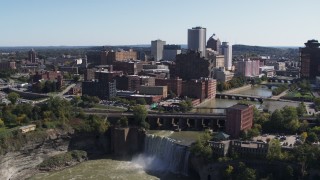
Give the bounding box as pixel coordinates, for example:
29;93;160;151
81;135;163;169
1;0;319;47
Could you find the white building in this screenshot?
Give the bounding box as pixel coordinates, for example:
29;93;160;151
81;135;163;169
220;42;232;71
151;39;166;61
188;26;206;57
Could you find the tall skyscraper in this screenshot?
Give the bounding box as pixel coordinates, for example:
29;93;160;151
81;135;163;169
188;27;206;57
300;39;320;79
151;39;166;61
28;49;36;63
206;34;221;52
220;42;232;70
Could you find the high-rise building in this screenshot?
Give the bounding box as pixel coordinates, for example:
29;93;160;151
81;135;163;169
151;39;166;61
28;49;36;63
225;104;254;138
173;51;215;80
220;42;232;70
236;60;260;77
207;34;221;52
162;45;181;61
300;39;320;79
188;27;206;57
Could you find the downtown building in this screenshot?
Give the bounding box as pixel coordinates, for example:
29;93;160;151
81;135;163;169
151;39;166;61
300;39;320;79
162;45;181;61
172;51;215;80
220;42;232;71
207;34;221;52
100;49;138;65
236;60;260;77
82;70;120;100
181;78;216;102
188;27;206;58
28;49;36;63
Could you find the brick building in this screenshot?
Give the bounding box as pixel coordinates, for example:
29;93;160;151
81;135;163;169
155;77;182;97
33;70;63;82
0;61;16;70
300;39;320;79
181;78;216;102
225;104;254;138
100;49;138;65
113;61;145;75
82;70;121;100
115;75;140;91
139;85;167;98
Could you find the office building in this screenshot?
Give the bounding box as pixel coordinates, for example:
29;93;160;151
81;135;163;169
236;60;260;77
173;51;215;80
28;49;36;63
151;39;166;61
220;42;232;70
82;70;118;100
188;27;206;57
162;45;181;61
207;34;221;52
300;39;320;79
225;104;254;138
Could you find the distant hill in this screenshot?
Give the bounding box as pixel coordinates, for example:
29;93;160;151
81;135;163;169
232;44;299;60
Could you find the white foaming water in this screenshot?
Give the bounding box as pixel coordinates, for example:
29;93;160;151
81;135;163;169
132;134;190;176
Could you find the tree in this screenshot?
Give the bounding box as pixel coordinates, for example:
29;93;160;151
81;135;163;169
297;102;307;117
132;105;148;128
119;116;128;127
136;98;146;105
8;92;20;105
267;139;282;160
270;109;284;131
236;162;256;180
224;165;234;179
306;132;318;143
0;118;4;127
88;115;109;134
190;130;213;160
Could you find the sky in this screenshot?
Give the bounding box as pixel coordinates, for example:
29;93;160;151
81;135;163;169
0;0;319;47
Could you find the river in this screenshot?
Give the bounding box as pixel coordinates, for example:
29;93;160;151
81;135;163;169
197;84;299;112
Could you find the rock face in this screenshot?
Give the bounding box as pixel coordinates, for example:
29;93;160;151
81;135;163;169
0;128;73;180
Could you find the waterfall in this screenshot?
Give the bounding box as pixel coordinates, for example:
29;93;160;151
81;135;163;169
132;134;190;176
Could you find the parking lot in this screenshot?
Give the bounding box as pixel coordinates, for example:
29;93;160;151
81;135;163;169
253;134;301;147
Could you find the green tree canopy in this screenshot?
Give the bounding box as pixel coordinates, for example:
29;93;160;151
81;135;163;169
267;139;282;160
8;92;20;105
132;105;149;129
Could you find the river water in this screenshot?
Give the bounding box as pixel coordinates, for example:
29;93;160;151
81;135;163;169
198;84;299;112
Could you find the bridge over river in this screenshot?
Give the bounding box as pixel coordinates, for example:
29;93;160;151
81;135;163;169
215;93;267;103
84;110;226;131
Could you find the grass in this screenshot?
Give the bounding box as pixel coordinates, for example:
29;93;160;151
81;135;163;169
284;91;314;100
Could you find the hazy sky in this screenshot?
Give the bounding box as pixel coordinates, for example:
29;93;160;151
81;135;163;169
1;0;319;46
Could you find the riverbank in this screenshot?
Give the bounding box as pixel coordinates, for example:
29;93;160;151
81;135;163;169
222;84;252;94
195;84;253;108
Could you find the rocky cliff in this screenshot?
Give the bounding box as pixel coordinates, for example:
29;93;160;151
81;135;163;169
0;128;73;180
